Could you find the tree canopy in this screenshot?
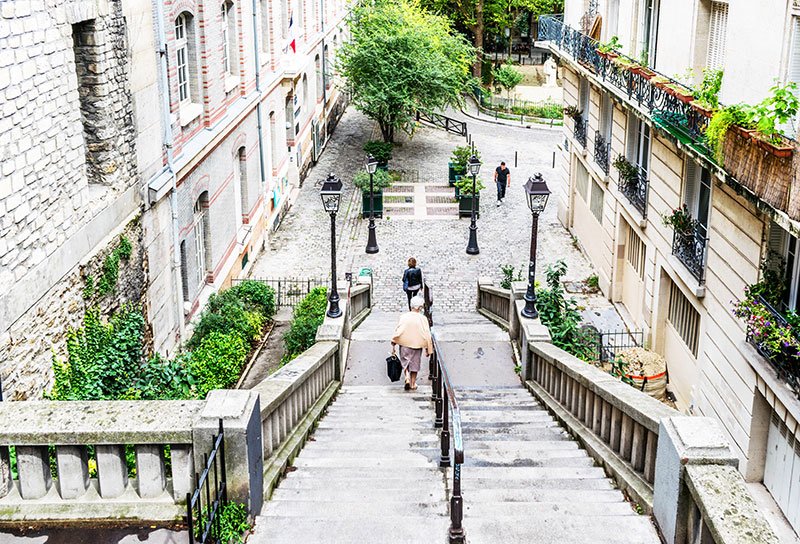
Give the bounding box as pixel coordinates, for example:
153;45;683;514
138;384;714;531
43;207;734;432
338;0;475;142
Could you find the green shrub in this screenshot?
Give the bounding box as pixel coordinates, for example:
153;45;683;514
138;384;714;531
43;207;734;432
190;332;249;398
214;502;251;544
353;169;394;191
450;145;481;175
282;287;329;364
363;140;393;163
188;288;267;349
229;280;277;320
136;353;196;400
500;264;523;290
454;175;485;195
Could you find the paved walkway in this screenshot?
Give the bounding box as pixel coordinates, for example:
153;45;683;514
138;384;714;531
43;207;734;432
249;106;625;330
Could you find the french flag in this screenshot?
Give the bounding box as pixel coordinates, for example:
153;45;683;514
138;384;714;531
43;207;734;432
288;6;296;53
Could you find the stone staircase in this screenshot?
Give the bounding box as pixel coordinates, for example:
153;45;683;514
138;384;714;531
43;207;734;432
456;386;660;543
250;385;449;543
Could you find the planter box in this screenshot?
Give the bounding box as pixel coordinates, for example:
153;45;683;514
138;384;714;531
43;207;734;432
377;163;389;172
689;101;714;118
449;164;465;186
662;84;693;103
458;194;480;218
361;189;384;218
631;65;656;79
753;134;794;159
596;50;618;60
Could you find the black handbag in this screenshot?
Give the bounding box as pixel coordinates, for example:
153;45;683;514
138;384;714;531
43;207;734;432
386;354;402;382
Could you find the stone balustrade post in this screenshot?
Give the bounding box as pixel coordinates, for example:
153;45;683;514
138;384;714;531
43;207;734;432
193;390;263;516
652;417;738;544
315;298;350;380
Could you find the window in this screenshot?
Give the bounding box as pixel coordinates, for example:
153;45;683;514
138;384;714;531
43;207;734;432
627;115;650;175
193;195;209;288
706;1;728;70
639;0;659;66
606;0;620;39
176;14;190;102
222;2;236;77
180;240;190;301
576;160;589;201
237;147;247;221
302;74;309;117
767;222;800;314
259;0;270;55
590;179;604;224
683;159;712;236
281;0;289;40
323;44;331;88
786;16;800;133
600;92;613;140
315;55;323;101
627;227;646;280
269;111;281;172
579;77;589;121
667;280;701;356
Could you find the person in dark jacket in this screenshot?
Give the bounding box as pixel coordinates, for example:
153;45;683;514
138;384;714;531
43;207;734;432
402;257;423;310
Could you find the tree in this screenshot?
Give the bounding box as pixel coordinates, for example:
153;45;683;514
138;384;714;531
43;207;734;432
338;0;475;142
420;0;563;77
493;63;523;99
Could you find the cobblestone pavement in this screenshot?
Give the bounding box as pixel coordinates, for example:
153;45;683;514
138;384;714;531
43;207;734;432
250;107;624;329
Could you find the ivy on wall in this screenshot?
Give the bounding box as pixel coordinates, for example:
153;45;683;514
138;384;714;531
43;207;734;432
83;236;133;300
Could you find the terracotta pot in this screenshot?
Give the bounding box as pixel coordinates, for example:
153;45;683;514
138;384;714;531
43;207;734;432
662;85;694;103
753;134;795;158
596;50;618;60
689;101;714;118
732;125;755;139
631;66;656;80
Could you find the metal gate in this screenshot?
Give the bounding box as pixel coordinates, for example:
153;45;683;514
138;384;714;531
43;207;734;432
187;419;227;544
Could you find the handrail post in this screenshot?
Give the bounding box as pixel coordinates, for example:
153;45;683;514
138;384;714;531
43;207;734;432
430;351;438;402
440;388;451;467
449;464;465;544
434;360;444;428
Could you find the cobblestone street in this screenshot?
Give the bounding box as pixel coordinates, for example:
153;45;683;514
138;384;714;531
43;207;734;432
250;106;620;325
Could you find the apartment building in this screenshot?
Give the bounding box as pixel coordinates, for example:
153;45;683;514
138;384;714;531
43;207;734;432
541;0;800;534
0;0;348;399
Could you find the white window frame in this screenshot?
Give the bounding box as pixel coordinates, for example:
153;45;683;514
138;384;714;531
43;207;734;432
785;15;800;134
706;1;729;70
176;14;190;103
683;159;712;236
222;3;231;76
192;199;206;287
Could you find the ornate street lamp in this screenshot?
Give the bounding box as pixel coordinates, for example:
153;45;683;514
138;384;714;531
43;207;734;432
521;173;551;319
365;154;379;254
320;173;343;318
466;155;482;255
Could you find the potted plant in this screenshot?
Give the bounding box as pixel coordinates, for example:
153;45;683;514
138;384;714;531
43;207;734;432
563;105;582;120
596;36;621;60
353;169;394;218
454;175;485;218
649;75;671;90
705;103;754;163
612;154;639;188
449;145;481;187
661;204;698;235
690;69;723;117
363;140;393;170
749;81;799;158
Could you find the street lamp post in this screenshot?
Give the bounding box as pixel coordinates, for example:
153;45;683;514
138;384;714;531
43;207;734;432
521;173;551;319
365;154;379;254
320;173;343;318
466;155;481;255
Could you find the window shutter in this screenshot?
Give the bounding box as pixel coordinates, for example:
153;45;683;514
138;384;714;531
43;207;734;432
601;93;613;139
684;159;698;213
626;112;637;160
768;221;788;257
789;17;800;84
707;2;729;70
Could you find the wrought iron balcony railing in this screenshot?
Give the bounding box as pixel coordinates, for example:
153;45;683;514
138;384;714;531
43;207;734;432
594;131;611;174
538;16;710;157
745;294;800;399
618;166;649;219
573;117;587;147
671;224;708;284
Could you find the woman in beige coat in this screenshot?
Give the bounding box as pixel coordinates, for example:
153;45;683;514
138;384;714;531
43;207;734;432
391;295;433;391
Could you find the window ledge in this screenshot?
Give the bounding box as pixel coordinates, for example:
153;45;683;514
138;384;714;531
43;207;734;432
179;102;202;127
666;254;706;298
225;75;239;93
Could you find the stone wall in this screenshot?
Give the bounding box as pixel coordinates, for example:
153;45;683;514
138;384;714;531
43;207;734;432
0;214;147;401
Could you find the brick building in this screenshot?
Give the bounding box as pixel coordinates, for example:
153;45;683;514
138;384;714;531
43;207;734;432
0;0;348;398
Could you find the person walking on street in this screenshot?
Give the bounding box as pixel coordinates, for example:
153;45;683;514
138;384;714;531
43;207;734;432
391;295;432;391
402;257;423;310
494;161;511;206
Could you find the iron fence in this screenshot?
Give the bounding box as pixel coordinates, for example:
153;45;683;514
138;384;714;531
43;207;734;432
590;329;645;363
618;166;649;219
594;131;611;174
416;111;468;138
187;419;227;544
672;226;708;284
573;117;587;147
746;295;800;399
235;277;328;308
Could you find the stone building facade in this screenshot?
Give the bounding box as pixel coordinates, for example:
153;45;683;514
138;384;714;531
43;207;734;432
545;0;800;535
0;0;348;398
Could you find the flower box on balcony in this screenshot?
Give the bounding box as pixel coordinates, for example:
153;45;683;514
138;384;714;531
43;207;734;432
662;83;694;104
596;50;619;61
631;65;656;80
753;133;795;159
722;127;793;213
689;100;714;118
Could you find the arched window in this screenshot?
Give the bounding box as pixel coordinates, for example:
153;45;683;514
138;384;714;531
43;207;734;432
175;12;197;104
222;2;237;77
193;193;210;288
302;74;309;116
315;55;323;101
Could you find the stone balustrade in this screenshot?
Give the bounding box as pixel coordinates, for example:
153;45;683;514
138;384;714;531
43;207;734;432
349;282;372;328
476;280;511;329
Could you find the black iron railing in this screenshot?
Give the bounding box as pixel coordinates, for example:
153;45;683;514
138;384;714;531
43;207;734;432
672;225;708;284
594;131;611;174
618;166;649;219
539;16;711;159
235;277;328;307
416;111;468;138
592;329;645;363
746;295;800;399
187;420;227;544
573;117;587;147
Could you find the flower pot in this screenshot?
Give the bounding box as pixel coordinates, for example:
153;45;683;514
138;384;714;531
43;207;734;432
689;101;714;118
458;194;480;218
596;50;618;60
361;189;384;218
753;133;795;158
662;84;694;103
631;66;656;80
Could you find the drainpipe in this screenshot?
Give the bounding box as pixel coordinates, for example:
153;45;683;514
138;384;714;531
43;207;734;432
252;0;267;203
321;0;326;105
153;0;186;344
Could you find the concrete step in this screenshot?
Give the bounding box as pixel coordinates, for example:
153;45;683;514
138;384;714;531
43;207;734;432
294;449;439;461
458;466;608;480
292;456;438;468
250;516;450;544
261;499;448;518
464;501;638;518
463;486;621;501
280;467;443;480
300;437;440;449
463;516;660;544
463;453;595;469
465;440;580;452
460;411;560;423
271;486;444;502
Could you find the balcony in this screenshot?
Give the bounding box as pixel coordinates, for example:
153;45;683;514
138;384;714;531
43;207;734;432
538;15;799;222
744;294;800;399
618;166;649;219
594;131;610;174
671;224;708;284
573;117;587;147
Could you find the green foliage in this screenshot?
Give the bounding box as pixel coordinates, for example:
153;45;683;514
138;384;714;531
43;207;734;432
282;287;329;364
83;275;95;300
508;101;562;119
229;280;277;321
353;169;395;191
493;63;523;95
536;260;597;361
563;105;582;119
450;145;481;175
215;502;251;544
500;264;524;289
694;69;723;110
454;175;485;194
750;81;799;142
363;140;393;163
96;236;134;297
50;305;146;401
596;36;621;54
189;332;249;398
586;274;599;290
339;0;475;142
748;251;788;308
135;353;196;400
609;357;634;386
661;204;698;234
705;104;752;162
612;155;638;185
